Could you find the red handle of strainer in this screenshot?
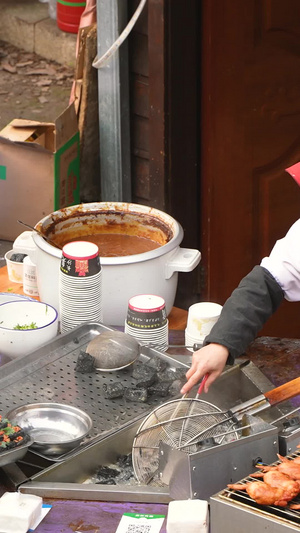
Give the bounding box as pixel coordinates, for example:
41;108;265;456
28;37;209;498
196;373;209;396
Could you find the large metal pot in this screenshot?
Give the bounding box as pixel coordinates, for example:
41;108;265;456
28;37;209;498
32;202;201;326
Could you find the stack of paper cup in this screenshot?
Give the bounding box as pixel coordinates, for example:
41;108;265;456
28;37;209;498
59;241;103;333
124;294;169;351
185;302;222;351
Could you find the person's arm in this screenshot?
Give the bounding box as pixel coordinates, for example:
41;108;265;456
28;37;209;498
203;265;284;363
181;265;284;394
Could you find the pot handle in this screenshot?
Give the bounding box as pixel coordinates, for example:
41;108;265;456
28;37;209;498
165;248;201;279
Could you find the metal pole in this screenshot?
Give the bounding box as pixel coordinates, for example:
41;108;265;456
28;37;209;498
96;0;131;201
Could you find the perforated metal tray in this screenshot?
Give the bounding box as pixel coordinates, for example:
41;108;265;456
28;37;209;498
0;323;189;461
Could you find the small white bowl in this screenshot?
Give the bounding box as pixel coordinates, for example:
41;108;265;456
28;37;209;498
0;300;58;358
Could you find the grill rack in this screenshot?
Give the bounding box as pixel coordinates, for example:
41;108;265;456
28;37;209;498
223;452;300;526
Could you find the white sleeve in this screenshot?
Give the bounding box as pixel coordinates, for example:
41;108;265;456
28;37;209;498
260;219;300;301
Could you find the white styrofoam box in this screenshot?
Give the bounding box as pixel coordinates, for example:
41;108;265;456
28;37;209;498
0;492;43;533
166;499;209;533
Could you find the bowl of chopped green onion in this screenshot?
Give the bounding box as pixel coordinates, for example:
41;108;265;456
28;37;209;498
0;300;58;358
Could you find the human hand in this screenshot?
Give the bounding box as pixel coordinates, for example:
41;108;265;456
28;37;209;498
180;343;229;394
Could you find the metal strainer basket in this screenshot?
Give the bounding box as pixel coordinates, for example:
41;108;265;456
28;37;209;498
132;397;239;485
133;375;300;486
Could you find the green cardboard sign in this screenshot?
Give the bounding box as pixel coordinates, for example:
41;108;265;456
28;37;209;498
0;165;6;180
54;131;80;210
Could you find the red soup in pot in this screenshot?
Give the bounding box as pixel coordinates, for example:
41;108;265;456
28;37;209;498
64;233;161;257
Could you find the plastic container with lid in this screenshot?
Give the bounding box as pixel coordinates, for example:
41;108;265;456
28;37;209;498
13;231;37;263
5;250;25;284
23;256;39;297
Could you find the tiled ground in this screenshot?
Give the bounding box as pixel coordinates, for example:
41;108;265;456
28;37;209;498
0;240;13;267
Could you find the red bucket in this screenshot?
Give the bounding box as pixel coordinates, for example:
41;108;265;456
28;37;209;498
57;0;86;34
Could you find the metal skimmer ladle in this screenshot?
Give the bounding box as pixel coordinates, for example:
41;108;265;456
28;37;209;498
86;330;141;371
17;220;62;249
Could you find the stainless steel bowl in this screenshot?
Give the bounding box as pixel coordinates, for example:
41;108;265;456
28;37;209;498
6;403;93;456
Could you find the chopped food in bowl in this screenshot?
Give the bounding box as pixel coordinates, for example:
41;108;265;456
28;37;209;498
0;413;33;466
0;300;58;358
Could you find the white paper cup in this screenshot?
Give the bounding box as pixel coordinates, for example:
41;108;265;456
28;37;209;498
186;302;222;340
61;241;101;278
127;294;167;329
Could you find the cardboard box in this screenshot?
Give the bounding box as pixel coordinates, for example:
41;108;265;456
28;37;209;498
0;104;80;241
